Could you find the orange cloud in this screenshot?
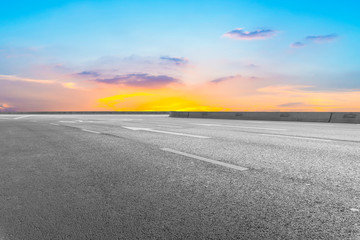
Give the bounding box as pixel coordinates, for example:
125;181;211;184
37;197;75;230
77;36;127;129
0;75;55;84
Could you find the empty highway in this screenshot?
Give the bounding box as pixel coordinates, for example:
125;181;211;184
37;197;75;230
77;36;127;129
0;114;359;239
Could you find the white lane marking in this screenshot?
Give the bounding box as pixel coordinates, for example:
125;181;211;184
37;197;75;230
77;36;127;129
108;119;143;121
50;123;59;126
295;123;334;127
191;123;287;131
234;121;265;124
121;119;142;121
81;129;100;134
161;148;248;171
191;123;220;127
259;133;333;142
155;124;182;128
67;120;94;123
14;115;32;119
63;120;95;123
123;126;210;139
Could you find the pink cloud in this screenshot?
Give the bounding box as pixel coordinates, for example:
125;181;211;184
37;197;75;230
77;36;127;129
223;28;277;40
94;73;181;88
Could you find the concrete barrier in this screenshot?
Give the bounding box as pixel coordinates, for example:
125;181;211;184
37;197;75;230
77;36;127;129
235;112;281;121
330;112;360;123
169;111;177;117
170;112;334;123
188;112;204;118
206;112;238;119
169;111;189;117
277;112;331;122
231;112;330;122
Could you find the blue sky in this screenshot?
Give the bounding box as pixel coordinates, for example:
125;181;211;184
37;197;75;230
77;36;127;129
0;0;359;111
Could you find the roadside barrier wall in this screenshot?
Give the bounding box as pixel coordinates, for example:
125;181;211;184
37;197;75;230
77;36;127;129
170;112;360;123
3;111;360;123
329;112;360;123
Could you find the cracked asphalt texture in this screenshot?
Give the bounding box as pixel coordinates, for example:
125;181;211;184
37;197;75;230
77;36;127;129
0;114;359;239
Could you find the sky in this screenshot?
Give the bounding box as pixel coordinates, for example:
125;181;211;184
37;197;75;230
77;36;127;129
1;0;360;112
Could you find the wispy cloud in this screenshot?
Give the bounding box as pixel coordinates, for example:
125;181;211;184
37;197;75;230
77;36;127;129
0;103;15;112
0;75;77;89
0;75;55;84
211;75;241;83
306;34;338;43
291;34;338;48
94;73;180;88
62;82;77;89
160;56;189;66
257;85;314;93
277;102;304;107
223;28;277;40
277;102;335;108
290;42;306;48
76;71;101;77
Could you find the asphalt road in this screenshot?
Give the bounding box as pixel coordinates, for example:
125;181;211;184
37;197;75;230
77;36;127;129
0;114;359;239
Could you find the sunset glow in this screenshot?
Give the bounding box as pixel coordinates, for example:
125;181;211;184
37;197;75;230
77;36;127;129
1;0;359;112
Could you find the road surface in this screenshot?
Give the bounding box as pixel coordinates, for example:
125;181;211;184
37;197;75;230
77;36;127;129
0;114;359;239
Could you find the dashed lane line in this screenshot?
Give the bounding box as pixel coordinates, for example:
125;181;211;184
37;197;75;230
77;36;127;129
81;129;100;134
123;126;210;139
161;148;248;171
259;133;333;142
14;115;32;120
155;124;183;128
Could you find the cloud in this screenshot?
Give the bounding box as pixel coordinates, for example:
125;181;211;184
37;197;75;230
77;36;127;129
257;85;314;93
277;102;304;107
62;82;77;89
94;73;180;88
73;55;188;78
247;63;258;68
277;102;336;108
223;28;277;40
306;34;338;43
291;34;338;48
160;56;189;66
76;71;101;77
0;103;15;112
0;75;54;84
290;42;306;48
211;75;242;83
0;75;78;89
